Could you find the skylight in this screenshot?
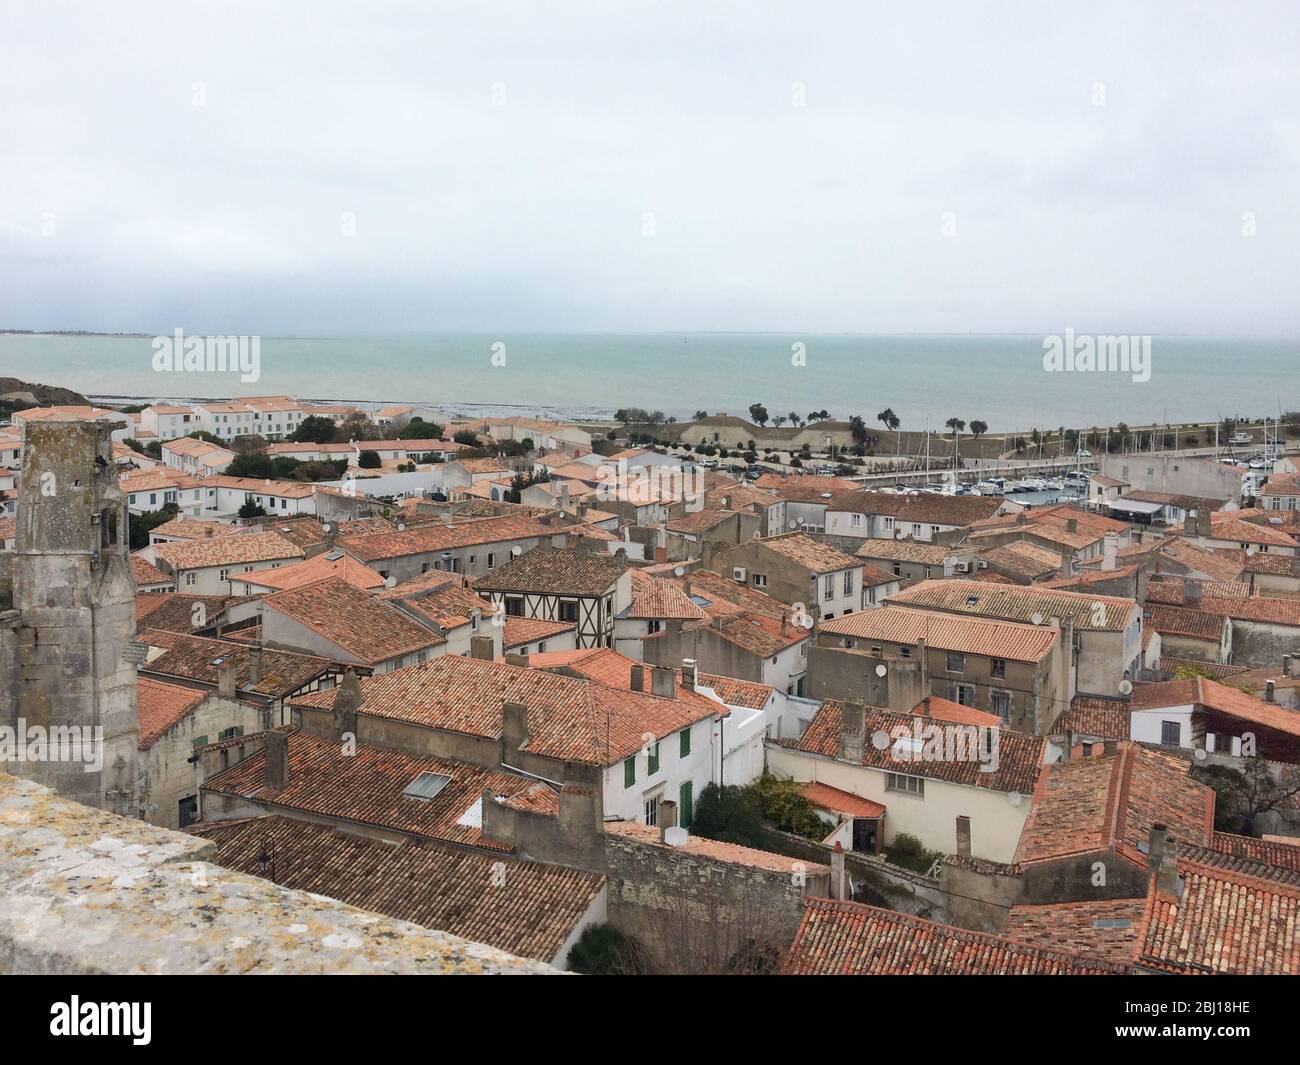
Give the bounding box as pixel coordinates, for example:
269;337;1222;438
402;771;452;800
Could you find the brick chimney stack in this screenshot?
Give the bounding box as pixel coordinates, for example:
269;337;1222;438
217;659;237;700
264;730;289;791
651;665;676;699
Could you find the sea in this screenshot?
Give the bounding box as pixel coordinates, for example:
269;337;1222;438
1;332;1295;432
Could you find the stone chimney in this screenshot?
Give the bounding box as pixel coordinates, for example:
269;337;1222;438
504;652;529;667
630;665;645;692
920;695;932;717
681;658;697;692
502;702;528;755
651;665;676;699
1058;549;1073;580
264;730;289;791
838;702;865;762
658;799;678;844
1157;847;1182;898
955;815;972;858
1066;517;1078;534
1015;512;1027;526
469;634;495;660
217;659;237;700
203;525;214;539
1102;533;1118;571
1185;578;1203;607
1147;823;1167;875
333;668;363;737
247;644;263;687
830;842;847;899
1266;679;1276;702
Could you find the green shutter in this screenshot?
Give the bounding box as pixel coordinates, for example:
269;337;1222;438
680;727;691;758
624;756;636;788
679;781;693;828
648;742;660;775
192;736;208;749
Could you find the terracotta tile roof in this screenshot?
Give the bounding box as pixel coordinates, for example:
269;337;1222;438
696;672;774;710
1003;898;1148;967
451;457;510;474
134;592;245;633
1157;656;1249;680
1141;538;1245;581
1201;832;1300;878
131;556;173;587
782;897;1126;975
161;436;235;462
139;629;332;698
909;696;1002;728
854;537;950;566
201;730;543;851
622;570;708;621
675;568;790;619
263;577;443;664
119;468;201;494
819;604;1057;663
1051;695;1132;740
393;582;487;630
1202;593;1300;626
236;551;386;593
1146;575;1252;604
677;610;808;657
606;820;827;875
339;514;557;563
474;546;628;596
292;654;718;766
755;532;860;573
980;541;1064;580
1261;474;1300;497
152;531;304;571
525;648;723;715
1141;859;1300;974
794;700;1044;795
136;676;207;749
664;508;742;535
799;782;886;818
830;490;1005;527
260;516;329;549
1243;551;1299;576
207;475;319;499
1146;604;1227;642
189;815;602;962
1131;676;1300;739
150;517;247;541
1206;513;1300;548
1014;743;1214;867
887;578;1138;632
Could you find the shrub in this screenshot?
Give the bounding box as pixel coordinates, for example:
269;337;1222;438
566;924;646;975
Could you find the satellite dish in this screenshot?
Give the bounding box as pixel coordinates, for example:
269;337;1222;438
870;730;890;751
384;575;396;588
397;522;406;531
322;523;332;533
874;663;887;678
802;615;814;629
1118;679;1133;696
674;566;685;577
1031;611;1044;625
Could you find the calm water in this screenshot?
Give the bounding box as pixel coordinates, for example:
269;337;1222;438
1;332;1295;432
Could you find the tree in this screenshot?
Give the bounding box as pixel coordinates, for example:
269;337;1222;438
944;417;965;438
452;430;479;447
238;500;266;519
807;409;830;422
772;415;787;428
694;410;709;421
287;415;339;444
226;452;275;479
876;407;900;453
185;429;225;445
1193;759;1300;834
394;417;443;440
691;783;765;847
748;403;769;427
358;451;382;469
969;419;988;441
566;924;647;975
848;415;870;449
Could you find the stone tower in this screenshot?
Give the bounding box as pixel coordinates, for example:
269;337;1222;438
0;415;138;813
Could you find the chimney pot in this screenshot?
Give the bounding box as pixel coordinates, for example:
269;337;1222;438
247;644;263;687
651;665;676;699
1266;679;1276;702
216;659;237;700
630;665;645;692
1147;823;1167;873
681;658;696;691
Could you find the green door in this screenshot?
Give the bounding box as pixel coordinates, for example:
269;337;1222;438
679;781;693;829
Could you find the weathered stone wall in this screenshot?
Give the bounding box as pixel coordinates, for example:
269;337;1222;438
604;832;819;973
0;772;556;974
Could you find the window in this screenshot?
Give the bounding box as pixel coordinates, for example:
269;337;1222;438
218;726;244;741
886;773;924;796
185;572;196;587
951;683;975;706
487;552;495;569
1161;720;1181;746
219;568;230;582
752;573;768;588
647;741;660;775
679;781;694;829
850;513;863;527
991;690;1011;722
644;795;660;826
191;735;209;749
178;796;199;828
946;652;965;673
624;756;636;788
680;728;691;758
505;597;525;617
991;657;1006;679
403;771;452;800
823;574;834;599
559;600;579;622
843;570;853;594
647;619;661;634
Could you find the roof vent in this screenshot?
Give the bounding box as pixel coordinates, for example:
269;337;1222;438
324;549;344;561
964;595;979;607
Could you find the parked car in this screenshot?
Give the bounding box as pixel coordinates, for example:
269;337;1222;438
1076;449;1092;458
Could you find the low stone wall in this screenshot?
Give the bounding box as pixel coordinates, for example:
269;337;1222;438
0;773;556;974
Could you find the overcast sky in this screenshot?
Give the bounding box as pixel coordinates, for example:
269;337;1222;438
2;1;1298;335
